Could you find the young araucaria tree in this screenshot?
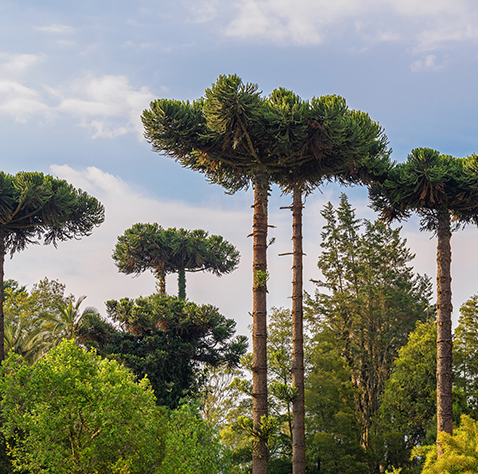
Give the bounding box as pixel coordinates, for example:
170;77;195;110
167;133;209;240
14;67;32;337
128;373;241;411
113;224;239;300
141;75;389;474
369;148;478;456
0;171;104;362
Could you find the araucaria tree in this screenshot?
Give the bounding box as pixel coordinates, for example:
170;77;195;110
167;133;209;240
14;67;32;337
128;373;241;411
141;74;389;474
0;171;104;362
370;148;478;454
113;223;239;299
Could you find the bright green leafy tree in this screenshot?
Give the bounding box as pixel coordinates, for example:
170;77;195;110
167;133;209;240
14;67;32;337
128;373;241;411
369;148;478;451
453;293;478;419
0;339;165;474
416;414;478;473
162;402;231;474
0;171;104;361
378;320;438;473
142;75;389;474
113;224;240;299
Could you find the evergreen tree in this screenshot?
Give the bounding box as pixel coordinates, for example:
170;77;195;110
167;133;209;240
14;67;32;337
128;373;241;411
0;171;104;361
113;224;239;299
369;148;478;452
306;195;433;456
142;76;389;474
81;294;248;409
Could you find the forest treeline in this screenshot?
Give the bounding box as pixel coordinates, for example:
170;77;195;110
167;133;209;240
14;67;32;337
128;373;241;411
2;195;478;473
2;75;478;474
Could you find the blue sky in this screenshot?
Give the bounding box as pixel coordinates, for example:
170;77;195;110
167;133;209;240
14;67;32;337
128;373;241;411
2;0;478;336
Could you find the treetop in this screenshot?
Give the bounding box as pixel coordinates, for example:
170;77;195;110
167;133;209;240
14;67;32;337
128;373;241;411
142;74;391;194
0;171;104;255
369;147;478;231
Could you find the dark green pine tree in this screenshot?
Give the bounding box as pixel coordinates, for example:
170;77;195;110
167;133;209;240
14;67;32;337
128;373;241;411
141;75;389;474
307;194;433;459
0;171;104;362
79;294;248;409
369;147;478;455
113;224;239;300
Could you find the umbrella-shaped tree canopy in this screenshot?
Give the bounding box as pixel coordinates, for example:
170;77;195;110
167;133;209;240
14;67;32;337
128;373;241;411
113;223;240;300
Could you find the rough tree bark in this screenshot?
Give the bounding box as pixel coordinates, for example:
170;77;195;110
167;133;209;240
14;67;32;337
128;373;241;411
252;174;269;474
291;186;305;474
436;209;453;456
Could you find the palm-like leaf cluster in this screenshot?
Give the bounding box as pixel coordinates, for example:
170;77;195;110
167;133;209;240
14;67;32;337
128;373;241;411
370;148;478;231
113;223;240;299
142;74;390;192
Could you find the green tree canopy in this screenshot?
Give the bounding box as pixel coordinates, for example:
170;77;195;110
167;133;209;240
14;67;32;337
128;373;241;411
113;223;240;299
306;194;433;454
0;171;104;361
80;294;248;409
0;339;165;474
370;148;478;448
142;74;390;474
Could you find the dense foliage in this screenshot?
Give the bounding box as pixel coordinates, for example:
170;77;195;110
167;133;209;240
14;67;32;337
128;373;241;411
0;340;165;474
80;294;248;409
113;224;240;299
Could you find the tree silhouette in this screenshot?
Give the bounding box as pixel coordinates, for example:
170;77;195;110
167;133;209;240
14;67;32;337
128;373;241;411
0;171;104;362
370;147;478;455
113;224;239;300
141;75;389;474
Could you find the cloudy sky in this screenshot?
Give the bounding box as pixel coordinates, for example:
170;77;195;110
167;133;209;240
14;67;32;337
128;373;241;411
2;0;478;337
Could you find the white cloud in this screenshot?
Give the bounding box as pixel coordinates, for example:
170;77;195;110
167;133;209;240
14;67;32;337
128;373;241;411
224;0;478;50
410;54;447;72
36;24;76;34
0;72;155;139
0;80;50;122
0;53;44;75
186;0;221;23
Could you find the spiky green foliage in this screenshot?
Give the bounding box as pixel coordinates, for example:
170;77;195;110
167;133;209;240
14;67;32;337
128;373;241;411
416;414;478;473
0;171;104;254
369;148;478;231
142;75;390;191
0;171;104;361
81;294;248;409
113;224;240;299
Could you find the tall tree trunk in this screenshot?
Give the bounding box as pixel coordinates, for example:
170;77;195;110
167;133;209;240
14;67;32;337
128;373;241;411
291;186;306;474
0;232;4;363
156;269;166;295
436;209;453;456
178;268;186;300
252;174;269;474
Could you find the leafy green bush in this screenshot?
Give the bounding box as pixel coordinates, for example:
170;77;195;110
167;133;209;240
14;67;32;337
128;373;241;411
0;340;165;473
161;402;230;474
414;414;478;473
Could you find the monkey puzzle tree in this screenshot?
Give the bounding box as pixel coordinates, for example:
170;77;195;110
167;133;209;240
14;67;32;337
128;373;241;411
269;89;390;474
141;75;389;474
0;171;104;362
369;148;478;455
113;224;239;300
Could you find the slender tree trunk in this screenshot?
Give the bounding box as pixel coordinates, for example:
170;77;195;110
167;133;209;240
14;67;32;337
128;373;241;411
156;269;166;295
0;233;4;363
178;268;186;300
291;186;306;474
436;210;453;456
252;174;269;474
